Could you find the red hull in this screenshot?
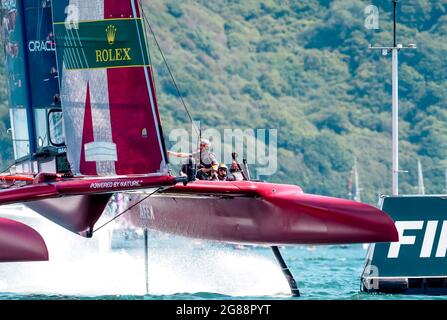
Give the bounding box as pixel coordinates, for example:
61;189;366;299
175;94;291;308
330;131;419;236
0;174;175;236
123;181;398;245
0;217;48;262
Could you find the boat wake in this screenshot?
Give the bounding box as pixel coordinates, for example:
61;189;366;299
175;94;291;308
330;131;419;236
0;210;289;297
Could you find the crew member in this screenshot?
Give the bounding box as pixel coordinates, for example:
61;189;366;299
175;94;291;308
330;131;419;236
215;164;229;181
228;160;245;181
168;139;219;180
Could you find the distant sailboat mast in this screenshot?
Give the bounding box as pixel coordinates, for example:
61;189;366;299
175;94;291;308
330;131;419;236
348;157;361;202
417;159;425;195
348;171;353;200
354;157;361;202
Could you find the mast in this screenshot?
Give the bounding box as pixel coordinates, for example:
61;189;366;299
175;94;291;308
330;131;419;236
2;0;34;165
417;159;425;195
393;0;397;48
391;39;399;195
2;0;64;174
16;0;36;158
369;0;416;196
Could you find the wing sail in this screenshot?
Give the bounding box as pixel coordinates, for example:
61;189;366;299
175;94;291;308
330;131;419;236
52;0;168;176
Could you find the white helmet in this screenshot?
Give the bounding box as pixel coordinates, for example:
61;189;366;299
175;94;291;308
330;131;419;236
200;139;210;148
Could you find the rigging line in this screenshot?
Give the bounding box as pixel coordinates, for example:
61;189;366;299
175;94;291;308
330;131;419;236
139;3;199;136
92;187;162;234
131;0;167;165
137;0;152;66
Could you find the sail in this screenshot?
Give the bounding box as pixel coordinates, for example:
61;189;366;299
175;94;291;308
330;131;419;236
23;0;61;151
2;0;62;170
2;0;32;161
51;0;168;176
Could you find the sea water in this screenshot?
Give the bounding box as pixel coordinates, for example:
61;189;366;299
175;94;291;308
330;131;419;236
0;212;446;300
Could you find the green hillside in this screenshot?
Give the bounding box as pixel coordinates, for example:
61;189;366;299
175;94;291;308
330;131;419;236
1;0;447;204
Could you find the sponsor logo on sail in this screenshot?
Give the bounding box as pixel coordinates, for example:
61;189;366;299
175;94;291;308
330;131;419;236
95;25;132;63
55;19;145;70
28;40;56;52
106;25;116;45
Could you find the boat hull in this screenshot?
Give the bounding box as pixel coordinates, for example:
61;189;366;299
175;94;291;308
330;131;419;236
0;175;175;236
0;217;48;262
123;181;398;245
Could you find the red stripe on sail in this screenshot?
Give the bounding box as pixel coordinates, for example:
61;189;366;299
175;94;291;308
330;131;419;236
106;67;163;175
101;0;162;175
104;0;140;19
79;83;97;175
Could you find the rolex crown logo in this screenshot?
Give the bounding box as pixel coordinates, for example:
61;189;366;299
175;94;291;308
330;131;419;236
106;25;117;45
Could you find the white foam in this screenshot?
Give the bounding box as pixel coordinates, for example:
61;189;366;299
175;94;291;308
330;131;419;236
0;208;289;297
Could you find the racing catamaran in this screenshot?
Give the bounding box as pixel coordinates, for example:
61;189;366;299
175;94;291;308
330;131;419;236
0;0;398;296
